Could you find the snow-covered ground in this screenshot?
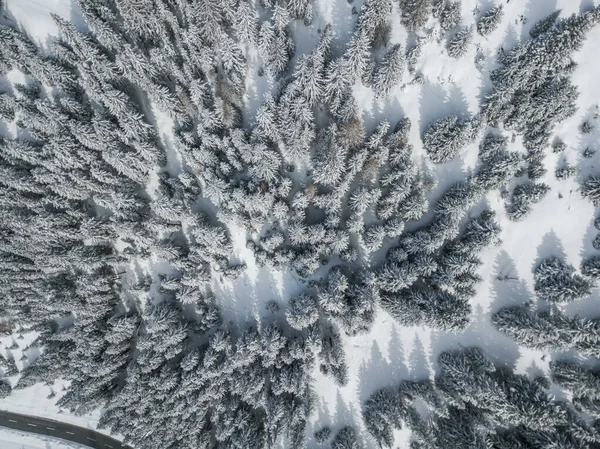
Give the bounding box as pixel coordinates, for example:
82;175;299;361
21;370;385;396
2;0;600;448
0;426;85;449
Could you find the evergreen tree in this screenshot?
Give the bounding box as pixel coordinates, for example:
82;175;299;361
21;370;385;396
400;0;432;31
315;426;332;443
371;44;404;98
446;26;473;59
433;0;461;31
423;115;481;163
581;175;600;206
505;182;550;221
581;255;600;279
552;360;600;418
319;326;348;385
477;5;504;36
330;426;363;449
362;388;403;447
493;306;600;357
534;257;593;303
529;10;561;39
286;293;320;330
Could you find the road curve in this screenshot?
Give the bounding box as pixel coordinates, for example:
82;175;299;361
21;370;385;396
0;409;133;449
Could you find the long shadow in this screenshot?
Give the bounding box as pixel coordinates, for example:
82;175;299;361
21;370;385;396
502;24;520;53
356;340;391;405
308;395;334;448
532;230;568;275
489;250;532;314
387;325;408;383
407;334;431;381
521;0;558;41
580;0;597;14
331;390;361;442
376;94;407;135
430;302;521;371
418;81;471;136
429;251;527;370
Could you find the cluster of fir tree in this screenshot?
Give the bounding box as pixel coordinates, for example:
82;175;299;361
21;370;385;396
363;347;600;448
399;1;502;59
580;217;600;278
492;254;598;358
373;124;541;331
483;8;600;172
423;8;600;221
283;136;507;338
491;252;600;443
242;0;423;276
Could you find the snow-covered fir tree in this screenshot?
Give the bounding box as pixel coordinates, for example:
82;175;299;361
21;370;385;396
476;4;503;36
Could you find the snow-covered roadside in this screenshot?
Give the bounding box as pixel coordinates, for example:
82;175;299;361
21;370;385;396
0;426;86;449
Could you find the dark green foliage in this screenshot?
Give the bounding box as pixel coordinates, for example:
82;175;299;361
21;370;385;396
555;165;576;180
477;5;503;36
447;26;473;58
319;328;349;386
363;388;403;447
330;426;363;449
314;426;332;443
534;257;593;303
372;44;404;98
381;287;470;331
423;115;481;163
581;255;600;278
433;0;461;31
529;10;561;38
552;361;600;420
493;306;600;357
474;133;525;190
364;348;592;449
581;121;594;134
400;0;432;31
582;175;600;205
505;182;550;221
2;1;599;448
485;7;600;152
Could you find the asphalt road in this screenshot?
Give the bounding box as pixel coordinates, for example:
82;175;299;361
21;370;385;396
0;409;133;449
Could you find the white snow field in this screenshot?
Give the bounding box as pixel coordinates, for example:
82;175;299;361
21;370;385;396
1;0;600;448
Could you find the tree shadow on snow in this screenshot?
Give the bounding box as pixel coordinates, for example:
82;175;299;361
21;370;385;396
331;390;370;446
501;24;520;55
521;0;558;41
356;333;409;403
580;0;597;14
308;395;334;448
407;334;431;381
429;251;529;371
489;250;532;314
356;340;391;404
387;325;409;383
533;230;568;272
429;302;522;371
418;81;471;136
376;94;407;133
574;105;600;182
